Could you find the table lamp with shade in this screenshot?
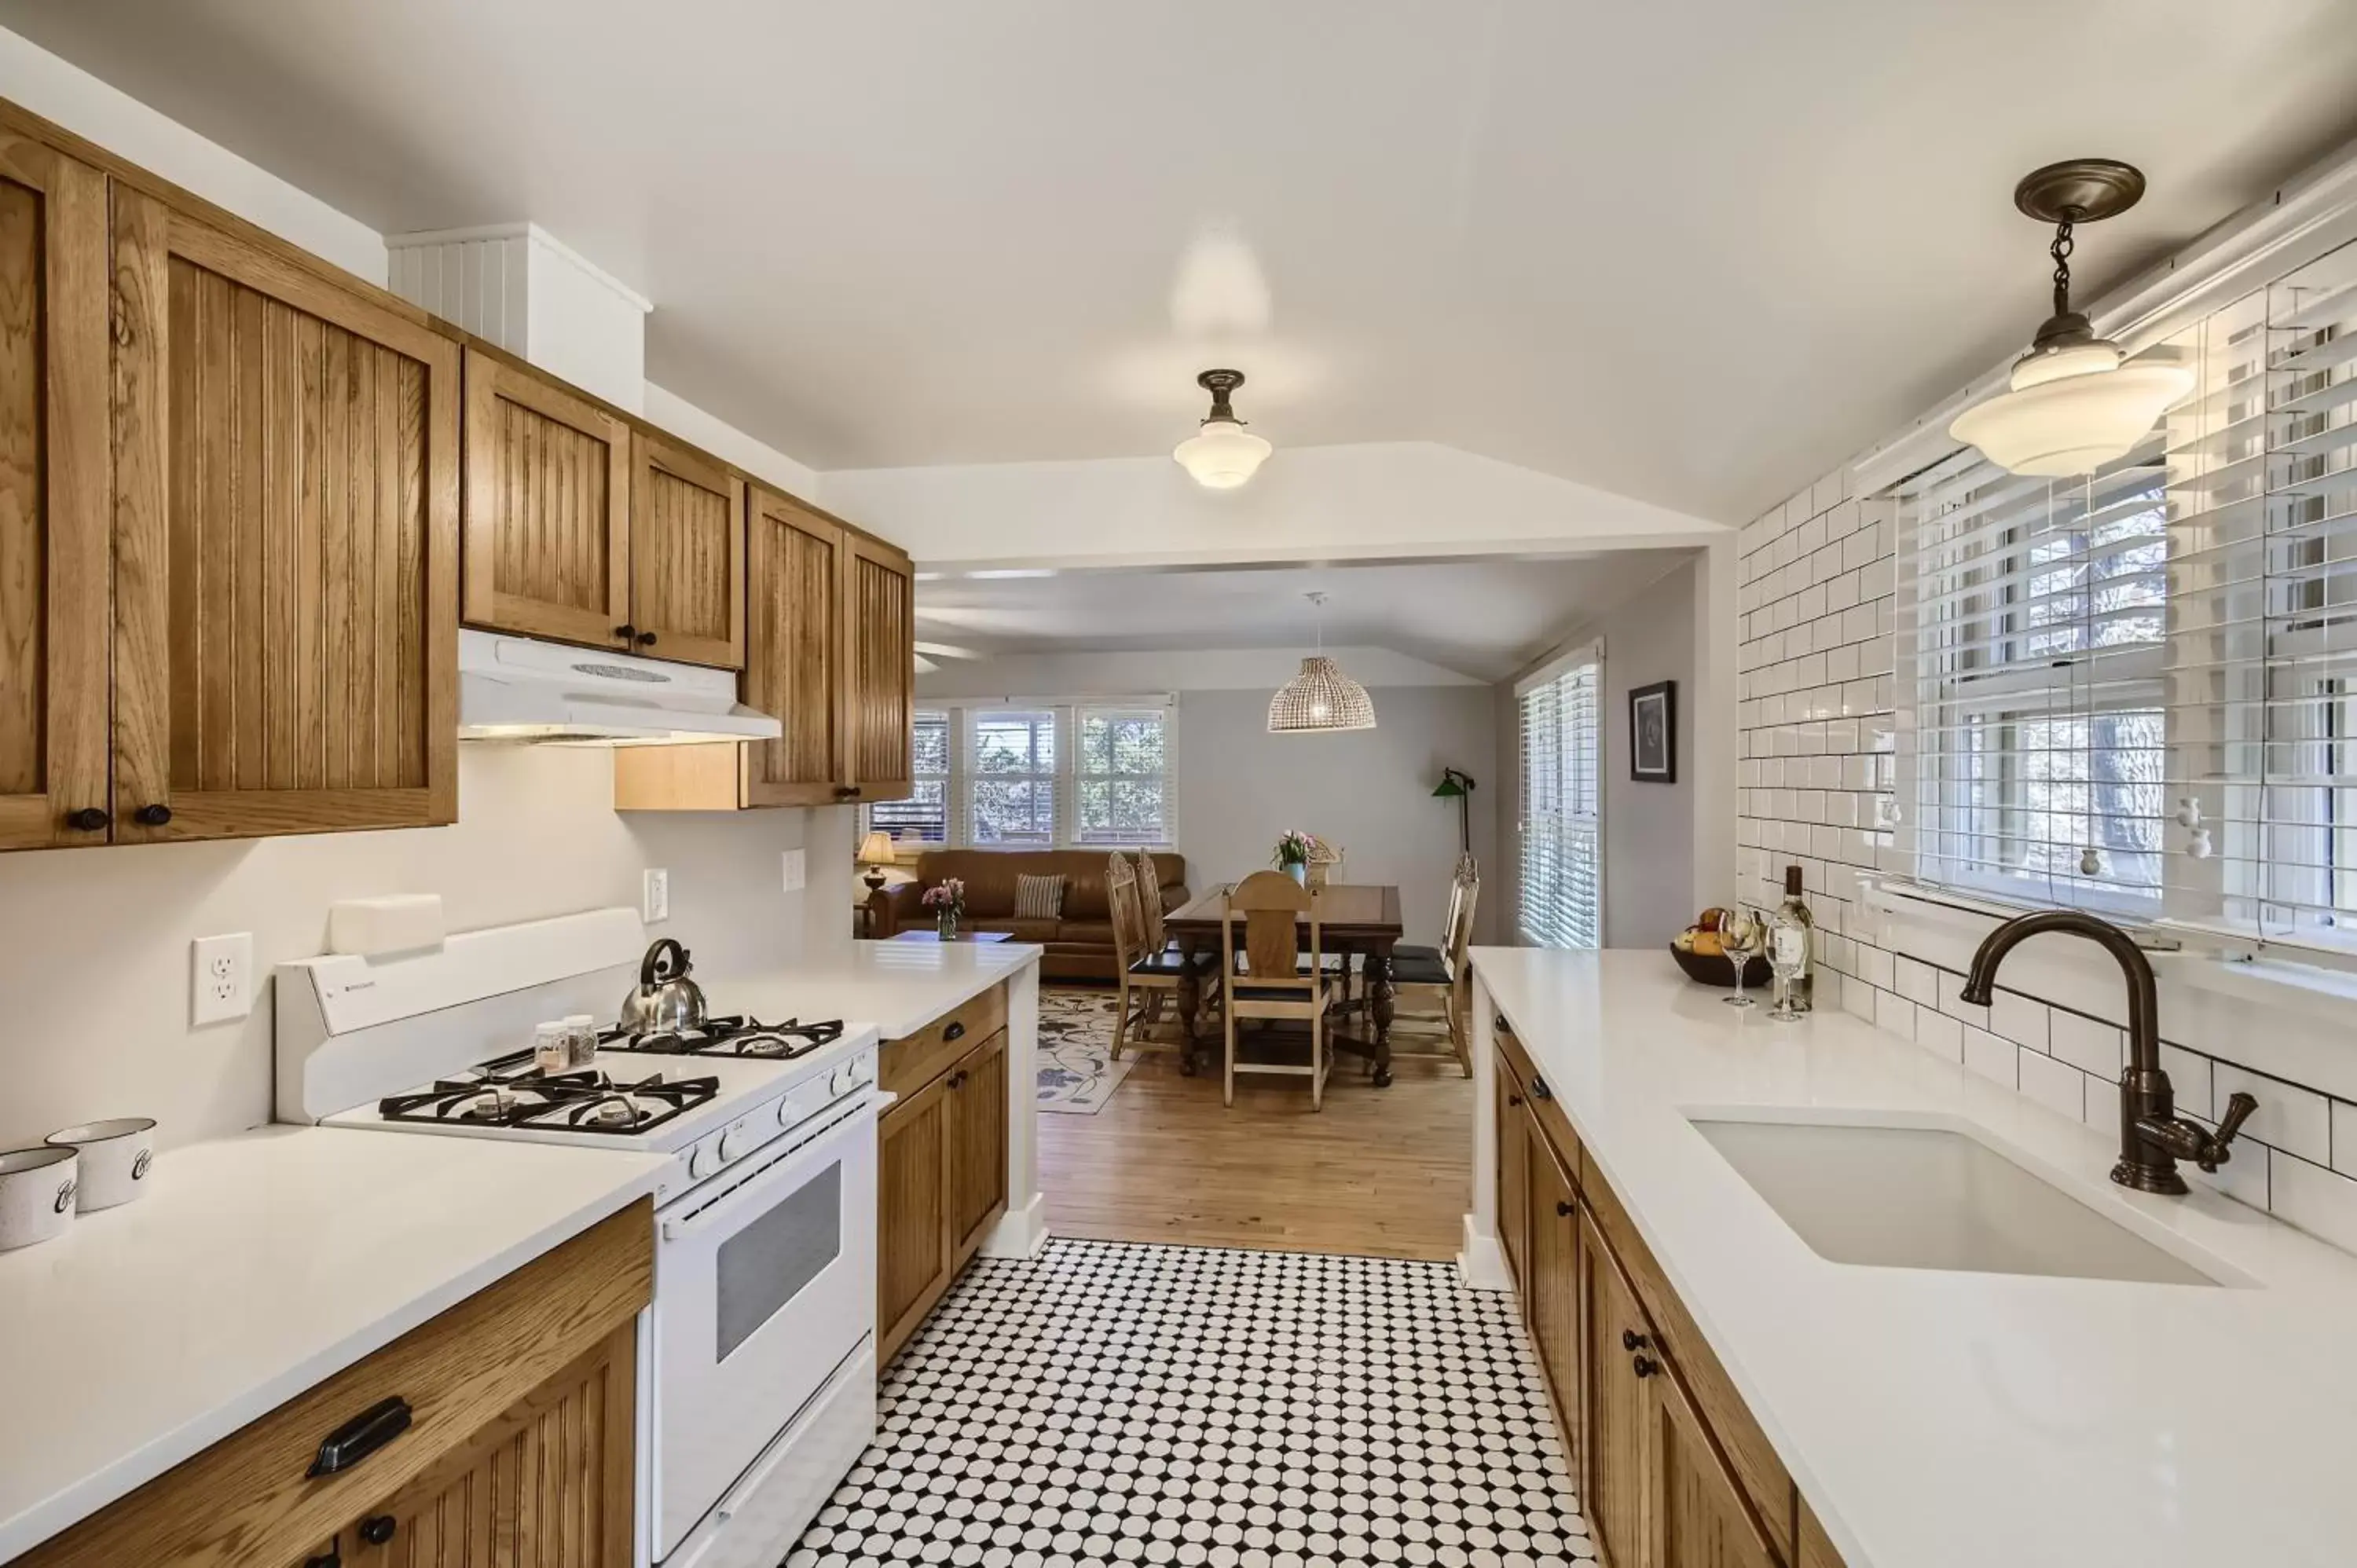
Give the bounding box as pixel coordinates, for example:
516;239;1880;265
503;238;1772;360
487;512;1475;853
857;830;900;894
1431;768;1475;855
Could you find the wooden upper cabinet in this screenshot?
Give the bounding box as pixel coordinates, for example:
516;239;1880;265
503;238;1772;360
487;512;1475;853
0;133;109;849
460;347;631;650
744;485;845;804
630;430;745;669
109;187;459;844
845;530;915;799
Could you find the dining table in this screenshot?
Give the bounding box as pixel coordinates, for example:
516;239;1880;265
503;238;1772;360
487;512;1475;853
1161;881;1407;1086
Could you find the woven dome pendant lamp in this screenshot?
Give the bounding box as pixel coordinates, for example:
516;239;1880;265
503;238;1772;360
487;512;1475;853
1268;592;1377;734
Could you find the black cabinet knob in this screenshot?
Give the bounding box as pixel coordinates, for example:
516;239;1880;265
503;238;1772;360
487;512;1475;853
614;623;637;641
944;1021;966;1042
636;631;658;647
1632;1354;1659;1379
359;1515;398;1546
1506;1092;1523;1107
1555;1200;1573;1218
1528;1077;1552;1101
132;803;171;826
1622;1328;1649;1352
833;784;861;799
64;807;108;832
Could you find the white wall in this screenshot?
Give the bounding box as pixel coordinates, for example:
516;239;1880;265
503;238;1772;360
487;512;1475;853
918;645;1481;698
0;26;859;1153
1495;557;1702;950
0;747;858;1152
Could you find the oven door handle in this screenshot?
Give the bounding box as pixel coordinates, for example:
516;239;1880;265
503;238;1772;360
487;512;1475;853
662;1095;876;1245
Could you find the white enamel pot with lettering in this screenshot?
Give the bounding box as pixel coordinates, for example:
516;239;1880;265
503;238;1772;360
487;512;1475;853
46;1118;158;1211
0;1145;79;1249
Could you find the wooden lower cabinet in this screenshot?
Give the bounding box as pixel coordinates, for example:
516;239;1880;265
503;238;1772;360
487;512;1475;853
21;1201;651;1568
1494;1057;1529;1291
1497;1079;1802;1568
1645;1361;1782;1568
341;1321;637;1567
877;1003;1010;1366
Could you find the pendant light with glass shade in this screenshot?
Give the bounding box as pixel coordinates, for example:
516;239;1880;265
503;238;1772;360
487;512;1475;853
1173;368;1274;489
1268;592;1377;734
1948;159;2195;477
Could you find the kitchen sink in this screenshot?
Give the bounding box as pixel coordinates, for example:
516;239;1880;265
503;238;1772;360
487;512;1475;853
1689;1113;2231;1287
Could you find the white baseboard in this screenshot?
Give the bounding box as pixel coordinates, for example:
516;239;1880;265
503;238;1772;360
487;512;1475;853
1457;1213;1512;1291
981;1192;1049;1259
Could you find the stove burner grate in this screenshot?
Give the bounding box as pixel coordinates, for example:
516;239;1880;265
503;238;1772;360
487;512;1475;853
376;1053;719;1134
601;1014;845;1060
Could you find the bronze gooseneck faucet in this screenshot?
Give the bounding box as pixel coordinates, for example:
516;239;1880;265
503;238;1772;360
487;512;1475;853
1959;910;2257;1196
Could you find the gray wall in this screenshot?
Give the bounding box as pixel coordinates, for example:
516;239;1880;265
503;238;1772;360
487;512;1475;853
1497;557;1700;949
1172;687;1499;947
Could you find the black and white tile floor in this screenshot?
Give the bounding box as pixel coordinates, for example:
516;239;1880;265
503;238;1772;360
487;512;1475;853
789;1238;1595;1568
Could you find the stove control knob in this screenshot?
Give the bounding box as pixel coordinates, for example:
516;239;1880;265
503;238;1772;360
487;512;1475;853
829;1065;854;1097
687;1140;714;1181
719;1122;753;1162
775;1096;803;1128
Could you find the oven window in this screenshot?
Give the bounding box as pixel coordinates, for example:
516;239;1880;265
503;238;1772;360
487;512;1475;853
716;1162;841;1361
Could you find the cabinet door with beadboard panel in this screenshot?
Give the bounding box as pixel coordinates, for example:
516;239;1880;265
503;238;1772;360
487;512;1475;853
460;348;632;651
630;430;744;669
744;485;846;805
843;529;915;799
1523;1124;1581;1474
110;187;459;844
1644;1355;1781;1568
343;1322;637;1568
947;1028;1009;1266
1580;1209;1648;1568
0;132;108;849
878;1072;952;1366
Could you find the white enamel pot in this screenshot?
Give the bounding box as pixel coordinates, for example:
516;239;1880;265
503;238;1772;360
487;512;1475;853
0;1145;79;1249
46;1118;158;1211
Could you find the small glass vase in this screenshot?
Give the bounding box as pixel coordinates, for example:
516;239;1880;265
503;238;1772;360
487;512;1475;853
935;908;961;940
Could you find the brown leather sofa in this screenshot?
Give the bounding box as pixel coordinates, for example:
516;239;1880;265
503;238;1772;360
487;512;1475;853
864;848;1189;982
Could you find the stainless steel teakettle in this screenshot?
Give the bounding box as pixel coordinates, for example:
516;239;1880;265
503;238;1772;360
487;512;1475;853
618;937;709;1035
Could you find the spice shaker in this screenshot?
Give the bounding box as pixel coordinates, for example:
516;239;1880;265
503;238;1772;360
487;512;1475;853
565;1013;599;1070
533;1020;570;1074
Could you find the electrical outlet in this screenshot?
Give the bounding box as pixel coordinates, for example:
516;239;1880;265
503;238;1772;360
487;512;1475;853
643;867;670;923
780;848;806;892
192;932;254;1026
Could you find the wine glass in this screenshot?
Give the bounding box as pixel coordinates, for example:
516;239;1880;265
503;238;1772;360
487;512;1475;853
1719;908;1762;1009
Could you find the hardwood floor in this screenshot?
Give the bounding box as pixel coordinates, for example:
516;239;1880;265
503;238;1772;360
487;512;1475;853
1036;992;1474;1262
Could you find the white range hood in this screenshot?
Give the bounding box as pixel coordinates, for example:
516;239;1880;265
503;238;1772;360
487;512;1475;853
458;628;783;745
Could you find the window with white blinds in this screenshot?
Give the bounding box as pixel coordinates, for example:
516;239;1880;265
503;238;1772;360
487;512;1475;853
967;709;1058;845
1900;232;2357;945
1073;707;1170;844
867;711;951;842
1516;646;1603;948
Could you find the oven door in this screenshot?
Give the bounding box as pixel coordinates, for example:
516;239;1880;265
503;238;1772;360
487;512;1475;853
652;1095;877;1561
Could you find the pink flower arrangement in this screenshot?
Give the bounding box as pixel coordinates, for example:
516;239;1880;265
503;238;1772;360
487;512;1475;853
1271;830;1321;868
921;877;966;914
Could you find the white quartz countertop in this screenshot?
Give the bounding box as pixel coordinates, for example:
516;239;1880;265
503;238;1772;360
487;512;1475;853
0;1127;667;1563
712;939;1040;1040
1470;947;2357;1568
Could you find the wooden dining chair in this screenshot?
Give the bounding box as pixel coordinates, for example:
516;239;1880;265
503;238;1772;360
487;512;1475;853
1107;852;1201;1061
1387;857;1480;1076
1219;870;1338;1109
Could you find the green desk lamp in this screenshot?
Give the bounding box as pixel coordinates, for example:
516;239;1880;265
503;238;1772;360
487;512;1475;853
1432;768;1475;855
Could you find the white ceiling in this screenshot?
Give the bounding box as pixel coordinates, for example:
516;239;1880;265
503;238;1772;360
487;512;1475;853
913;553;1693;681
14;2;2357;522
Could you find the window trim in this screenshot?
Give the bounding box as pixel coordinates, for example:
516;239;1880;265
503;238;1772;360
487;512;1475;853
867;697;1177;853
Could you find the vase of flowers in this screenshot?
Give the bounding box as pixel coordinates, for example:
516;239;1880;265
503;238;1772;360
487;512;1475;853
1272;829;1320;885
922;877;967;940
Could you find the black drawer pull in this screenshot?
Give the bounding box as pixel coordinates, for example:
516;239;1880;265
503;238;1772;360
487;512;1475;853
1528;1076;1552;1101
943;1020;966;1042
360;1515;398;1545
133;803;172;826
65;807;108;832
1632;1354;1659;1379
1506;1092;1523;1107
1555;1200;1573;1217
306;1395;412;1478
1622;1328;1649;1352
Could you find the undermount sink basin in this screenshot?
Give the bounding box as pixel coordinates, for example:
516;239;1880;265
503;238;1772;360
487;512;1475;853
1690;1114;2229;1287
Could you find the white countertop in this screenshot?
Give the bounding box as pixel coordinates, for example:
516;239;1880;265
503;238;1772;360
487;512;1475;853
713;938;1041;1040
1470;947;2357;1568
0;1127;667;1563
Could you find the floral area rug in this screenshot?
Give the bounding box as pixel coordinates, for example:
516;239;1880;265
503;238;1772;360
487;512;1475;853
1036;987;1141;1115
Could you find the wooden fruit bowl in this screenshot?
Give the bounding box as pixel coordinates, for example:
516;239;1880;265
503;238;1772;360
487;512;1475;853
1670;945;1773;989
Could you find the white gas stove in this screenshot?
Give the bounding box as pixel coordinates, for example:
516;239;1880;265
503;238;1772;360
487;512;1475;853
277;907;882;1568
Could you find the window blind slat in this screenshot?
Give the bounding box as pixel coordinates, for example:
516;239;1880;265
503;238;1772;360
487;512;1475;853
1519;650;1602;949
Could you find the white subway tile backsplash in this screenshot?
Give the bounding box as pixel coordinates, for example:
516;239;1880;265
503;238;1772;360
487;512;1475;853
1842;979;1877;1022
1875;989;1915;1042
2160;1043;2209;1116
1936;970;1989;1029
2184;1124;2270;1211
2047;1010;2124;1079
1963;1027;2015;1087
2018;1048;2086;1122
1855;943;1894;991
2337;1099;2357;1178
1894;956;1938;1006
2216;1064;2331;1167
1914;1007;1963;1062
2270;1154;2357;1255
1987;990;2049;1053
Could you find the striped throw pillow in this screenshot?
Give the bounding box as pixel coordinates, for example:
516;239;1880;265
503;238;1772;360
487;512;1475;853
1013;873;1067;921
